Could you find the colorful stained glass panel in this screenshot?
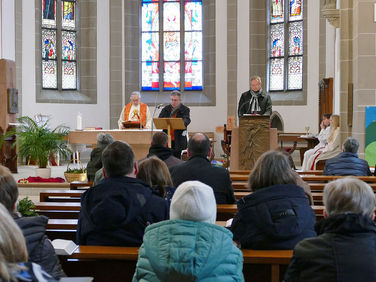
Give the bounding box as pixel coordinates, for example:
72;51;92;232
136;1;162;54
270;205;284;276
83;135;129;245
142;3;159;32
164;62;180;90
288;56;302;89
185;32;202;60
62;61;77;89
62;1;75;29
269;58;284;91
164;32;180;61
62;31;76;60
185;61;202;90
185;2;202;31
271;0;284;23
163;2;180;31
289;0;303;21
142;62;159;91
42;0;56;27
289;21;303;55
142;33;159;61
42;60;57;89
270;24;284;57
42;29;57;59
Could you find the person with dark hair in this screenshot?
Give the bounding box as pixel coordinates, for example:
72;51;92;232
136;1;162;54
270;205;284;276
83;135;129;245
158;91;191;158
284;178;376;282
146;132;184;169
170;133;235;204
323;137;372;176
137;156;176;205
77;141;169;246
230;150;316;249
0;165;65;280
86;133;114;181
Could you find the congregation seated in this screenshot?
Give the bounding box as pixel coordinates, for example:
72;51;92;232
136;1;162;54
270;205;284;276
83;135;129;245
284;177;376;282
302;113;331;170
77;141;169;246
145;131;183;169
303;114;341;171
86;133;114;181
230;150;316;249
0;203;56;281
323;137;372;176
170;133;236;204
137;156;176;205
133;181;244;281
0;165;65;279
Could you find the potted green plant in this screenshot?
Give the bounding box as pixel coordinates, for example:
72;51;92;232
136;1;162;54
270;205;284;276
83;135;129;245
17;116;71;178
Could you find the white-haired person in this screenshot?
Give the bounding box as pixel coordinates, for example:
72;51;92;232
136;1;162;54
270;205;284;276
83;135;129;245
133;181;244;281
0;203;56;281
118;91;152;129
284;178;376;282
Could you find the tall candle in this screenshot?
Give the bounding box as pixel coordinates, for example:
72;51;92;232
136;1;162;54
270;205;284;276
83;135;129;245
77;113;83;130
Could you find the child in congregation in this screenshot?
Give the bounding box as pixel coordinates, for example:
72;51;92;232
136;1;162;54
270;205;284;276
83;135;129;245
133;181;244;281
302;114;341;171
137;156;176;205
284;177;376;282
230;150;316;249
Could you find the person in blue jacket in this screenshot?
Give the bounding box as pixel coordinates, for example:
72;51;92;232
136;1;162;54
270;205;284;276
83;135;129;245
323;137;372;176
133;181;244;282
231;150;316;249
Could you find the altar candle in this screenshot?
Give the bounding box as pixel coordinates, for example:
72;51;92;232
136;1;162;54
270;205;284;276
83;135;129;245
77;113;83;130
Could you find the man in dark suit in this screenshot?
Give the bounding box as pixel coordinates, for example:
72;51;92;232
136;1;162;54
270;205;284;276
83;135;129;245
170;133;236;204
158;91;190;158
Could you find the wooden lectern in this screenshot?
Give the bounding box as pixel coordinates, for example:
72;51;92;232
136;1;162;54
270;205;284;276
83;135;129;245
238;115;270;170
153;118;186;148
0;59;17;173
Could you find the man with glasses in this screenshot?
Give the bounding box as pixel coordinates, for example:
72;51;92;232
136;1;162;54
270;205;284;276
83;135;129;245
158;91;191;158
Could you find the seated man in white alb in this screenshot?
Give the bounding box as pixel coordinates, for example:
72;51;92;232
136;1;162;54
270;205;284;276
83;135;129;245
118;91;152;129
302;113;331;171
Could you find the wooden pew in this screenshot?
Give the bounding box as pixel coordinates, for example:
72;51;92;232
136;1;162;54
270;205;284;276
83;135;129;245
40;190;84;202
59;245;293;282
47;219;78;230
229;170;323;176
70;181;93;190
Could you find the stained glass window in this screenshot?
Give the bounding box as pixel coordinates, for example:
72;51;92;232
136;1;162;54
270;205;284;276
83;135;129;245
268;0;303;91
42;0;77;90
141;0;203;92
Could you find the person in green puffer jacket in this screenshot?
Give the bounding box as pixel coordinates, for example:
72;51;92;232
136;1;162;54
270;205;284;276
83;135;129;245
133;181;244;282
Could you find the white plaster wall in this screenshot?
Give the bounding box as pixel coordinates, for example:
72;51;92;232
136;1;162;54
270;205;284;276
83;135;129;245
2;0;15;60
273;0;321;133
21;0;110;130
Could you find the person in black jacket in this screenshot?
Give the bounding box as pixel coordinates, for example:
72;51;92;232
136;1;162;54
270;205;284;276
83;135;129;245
86;133;114;181
0;165;65;279
158;90;191;158
238;76;272;117
323;137;372;176
284;177;376;282
77;141;169;246
170;133;236;204
230;150;316;249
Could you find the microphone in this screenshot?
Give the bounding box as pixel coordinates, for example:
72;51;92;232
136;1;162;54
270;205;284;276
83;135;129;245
156;103;164;109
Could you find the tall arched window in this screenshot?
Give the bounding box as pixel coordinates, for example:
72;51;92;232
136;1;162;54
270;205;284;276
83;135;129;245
268;0;303;92
41;0;77;90
141;0;203;92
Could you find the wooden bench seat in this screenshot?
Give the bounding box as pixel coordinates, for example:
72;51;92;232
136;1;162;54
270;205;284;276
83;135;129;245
59;245;292;282
40;190;85;202
70;181;93;190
